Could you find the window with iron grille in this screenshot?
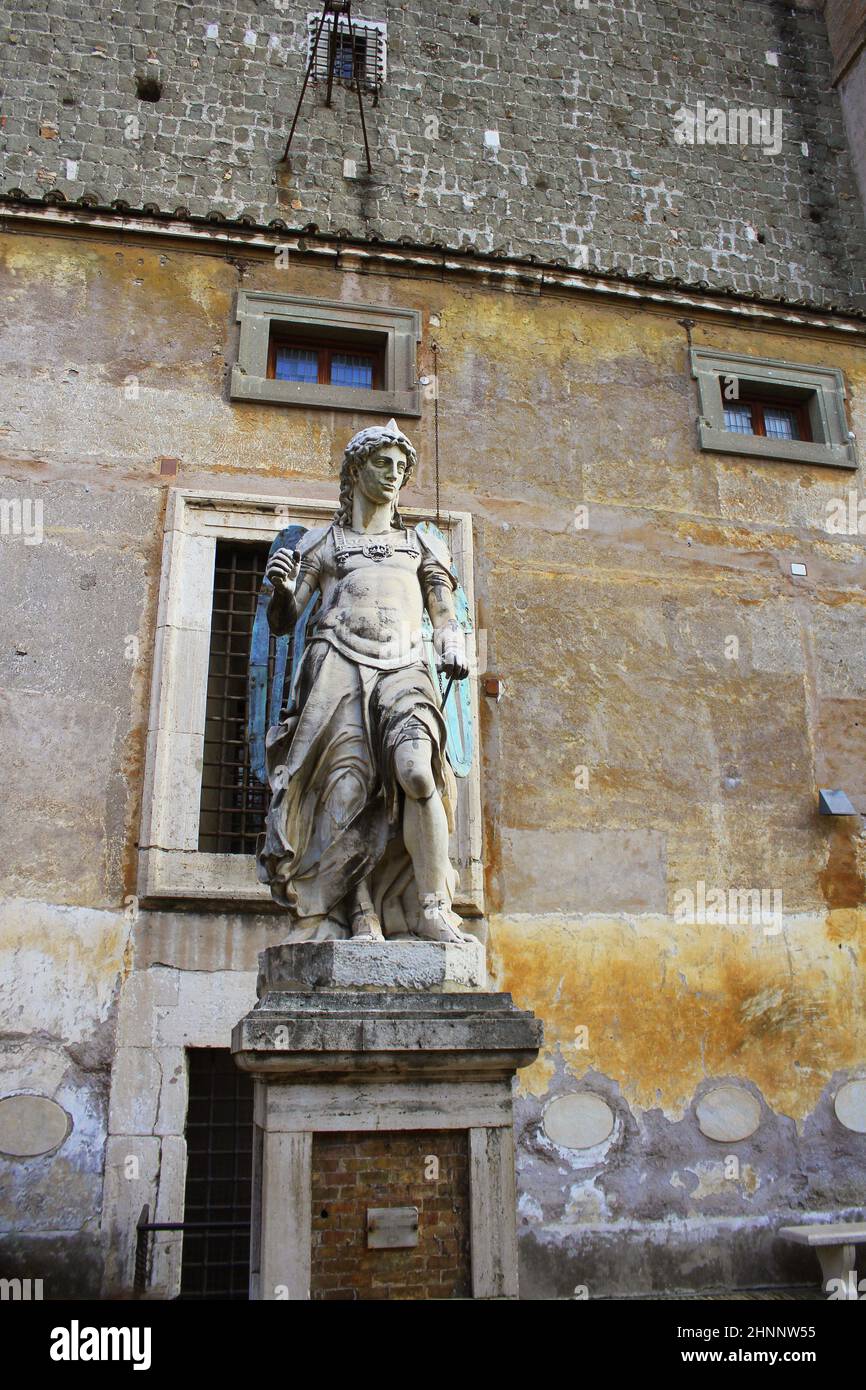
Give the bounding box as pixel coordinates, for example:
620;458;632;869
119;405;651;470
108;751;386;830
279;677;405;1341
230;292;421;417
267;330;385;391
179;1048;253;1301
690;347;856;469
721;387;812;443
199;541;272;855
306;11;387;93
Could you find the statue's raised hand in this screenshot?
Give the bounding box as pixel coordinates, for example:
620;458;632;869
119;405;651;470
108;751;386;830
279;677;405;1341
266;548;300;594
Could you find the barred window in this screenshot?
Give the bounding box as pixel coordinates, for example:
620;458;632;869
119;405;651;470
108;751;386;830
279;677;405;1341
267;333;383;391
691;348;854;469
273;345;318;385
180;1049;253;1301
721;386;809;443
723;403;754;435
332;30;366;80
306;12;386;93
198;541;271;855
231;291;421;417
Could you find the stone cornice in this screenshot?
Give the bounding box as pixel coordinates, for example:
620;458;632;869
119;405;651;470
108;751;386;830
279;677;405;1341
2;194;865;337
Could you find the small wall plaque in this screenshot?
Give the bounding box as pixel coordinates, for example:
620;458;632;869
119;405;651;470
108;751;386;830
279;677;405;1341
819;788;857;816
366;1206;419;1249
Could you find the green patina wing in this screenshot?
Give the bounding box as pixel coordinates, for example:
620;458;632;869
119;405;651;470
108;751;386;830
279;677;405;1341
248;524;314;786
417;519;475;778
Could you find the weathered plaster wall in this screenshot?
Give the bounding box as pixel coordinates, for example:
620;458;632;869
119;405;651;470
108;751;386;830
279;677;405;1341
2;0;866;309
1;228;865;1295
0;900;133;1295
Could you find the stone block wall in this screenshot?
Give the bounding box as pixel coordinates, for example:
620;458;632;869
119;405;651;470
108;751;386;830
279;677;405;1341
1;0;865;308
824;0;866;224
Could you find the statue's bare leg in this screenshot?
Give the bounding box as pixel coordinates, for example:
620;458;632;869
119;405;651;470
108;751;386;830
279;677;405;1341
328;767;383;941
395;738;471;943
349;878;383;941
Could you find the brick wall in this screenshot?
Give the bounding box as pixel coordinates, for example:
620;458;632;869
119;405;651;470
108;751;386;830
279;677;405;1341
1;0;865;309
310;1130;471;1301
824;0;866;78
824;1;866;224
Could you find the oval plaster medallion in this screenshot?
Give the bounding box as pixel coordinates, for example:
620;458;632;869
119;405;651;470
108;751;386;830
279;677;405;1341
834;1079;866;1134
0;1094;71;1157
696;1085;761;1142
543;1092;615;1150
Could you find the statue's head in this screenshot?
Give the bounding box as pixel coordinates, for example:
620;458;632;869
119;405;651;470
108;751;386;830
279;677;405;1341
334;419;417;528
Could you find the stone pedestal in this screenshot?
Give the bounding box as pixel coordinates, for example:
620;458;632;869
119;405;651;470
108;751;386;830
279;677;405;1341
232;940;541;1301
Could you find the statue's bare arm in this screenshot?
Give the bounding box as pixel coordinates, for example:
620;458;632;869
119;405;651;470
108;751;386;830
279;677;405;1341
265;548;317;636
425;576;469;681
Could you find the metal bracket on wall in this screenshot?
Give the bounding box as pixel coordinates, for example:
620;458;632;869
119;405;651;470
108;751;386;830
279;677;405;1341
281;0;373;173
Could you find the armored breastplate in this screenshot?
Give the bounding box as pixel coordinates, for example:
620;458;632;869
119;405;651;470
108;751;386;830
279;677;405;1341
313;526;427;671
333;525;421;572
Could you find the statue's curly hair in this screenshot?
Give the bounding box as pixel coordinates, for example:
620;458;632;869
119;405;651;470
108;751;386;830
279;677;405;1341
333;422;417;529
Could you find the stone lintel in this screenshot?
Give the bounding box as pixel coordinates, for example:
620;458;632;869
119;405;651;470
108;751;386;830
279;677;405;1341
252;1078;515;1132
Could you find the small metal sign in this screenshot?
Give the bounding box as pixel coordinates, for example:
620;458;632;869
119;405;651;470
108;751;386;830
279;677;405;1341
819;788;857;816
366;1206;419;1249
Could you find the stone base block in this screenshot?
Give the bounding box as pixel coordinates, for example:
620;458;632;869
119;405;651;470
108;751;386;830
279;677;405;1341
256;938;486;995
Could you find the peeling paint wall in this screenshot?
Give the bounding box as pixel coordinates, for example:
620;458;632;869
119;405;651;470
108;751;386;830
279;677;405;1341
1;226;865;1296
0;900;133;1295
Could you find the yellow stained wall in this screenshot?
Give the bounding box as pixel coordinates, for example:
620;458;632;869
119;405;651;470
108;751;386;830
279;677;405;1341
2;226;866;1146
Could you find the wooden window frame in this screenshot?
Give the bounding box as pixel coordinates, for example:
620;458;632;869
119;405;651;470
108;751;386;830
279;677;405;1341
267;332;385;390
722;389;813;443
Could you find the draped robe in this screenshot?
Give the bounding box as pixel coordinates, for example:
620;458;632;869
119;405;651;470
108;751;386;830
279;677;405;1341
256;523;459;939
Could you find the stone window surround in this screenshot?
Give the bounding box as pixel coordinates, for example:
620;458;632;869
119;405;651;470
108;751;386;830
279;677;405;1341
691;347;857;469
137;487;484;915
230;291;422;416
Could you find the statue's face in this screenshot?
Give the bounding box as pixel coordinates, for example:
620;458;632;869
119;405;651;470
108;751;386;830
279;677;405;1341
354;443;408;509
